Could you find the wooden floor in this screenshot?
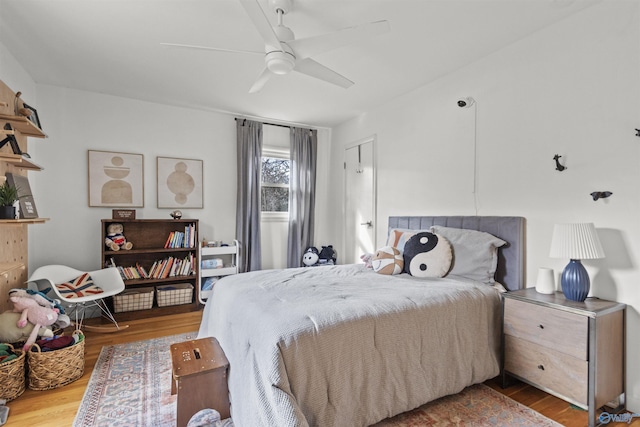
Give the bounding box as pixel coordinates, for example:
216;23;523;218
4;311;638;426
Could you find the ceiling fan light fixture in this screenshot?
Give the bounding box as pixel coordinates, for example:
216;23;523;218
266;50;296;74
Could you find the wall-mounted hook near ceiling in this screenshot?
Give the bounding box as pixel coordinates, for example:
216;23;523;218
553;154;566;171
635;128;640;137
591;191;612;201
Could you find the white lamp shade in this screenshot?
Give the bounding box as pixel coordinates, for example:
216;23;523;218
549;223;605;260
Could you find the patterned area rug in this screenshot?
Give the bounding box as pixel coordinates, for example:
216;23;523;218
73;332;199;427
374;384;562;426
74;333;560;427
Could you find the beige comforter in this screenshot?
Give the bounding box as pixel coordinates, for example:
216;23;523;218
198;264;502;427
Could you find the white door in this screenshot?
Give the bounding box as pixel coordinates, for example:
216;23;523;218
344;137;376;264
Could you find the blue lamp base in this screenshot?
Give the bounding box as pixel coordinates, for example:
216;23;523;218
561;259;590;302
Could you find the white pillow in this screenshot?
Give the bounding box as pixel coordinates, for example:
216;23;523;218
430;226;506;284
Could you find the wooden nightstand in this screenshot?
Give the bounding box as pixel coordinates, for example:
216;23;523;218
502;288;626;427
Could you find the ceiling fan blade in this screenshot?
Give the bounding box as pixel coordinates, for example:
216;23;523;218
288;20;390;60
239;0;284;51
160;43;263;56
293;58;353;89
249;67;273;93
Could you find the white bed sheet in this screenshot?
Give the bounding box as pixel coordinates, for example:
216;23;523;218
198;264;502;427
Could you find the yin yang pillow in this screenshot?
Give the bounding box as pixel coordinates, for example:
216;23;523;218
403;232;452;278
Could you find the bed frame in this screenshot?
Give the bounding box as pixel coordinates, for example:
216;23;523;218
388;216;526;291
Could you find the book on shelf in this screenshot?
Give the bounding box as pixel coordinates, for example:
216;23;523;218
162;223;196;249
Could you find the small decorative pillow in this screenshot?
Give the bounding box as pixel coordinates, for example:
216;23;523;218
430;226;507;284
386;229;421;251
403;232;452;278
55;273;104;298
372;246;404;275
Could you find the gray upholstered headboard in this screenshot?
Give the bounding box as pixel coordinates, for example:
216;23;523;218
388;216;526;291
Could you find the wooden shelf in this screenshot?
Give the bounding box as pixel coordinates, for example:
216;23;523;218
105;247;196;256
0;261;24;277
0;218;48;224
0;113;46;138
0;153;44;171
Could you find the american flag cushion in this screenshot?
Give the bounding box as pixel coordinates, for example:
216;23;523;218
55;273;104;298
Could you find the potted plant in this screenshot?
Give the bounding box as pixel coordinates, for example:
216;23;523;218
0;181;20;219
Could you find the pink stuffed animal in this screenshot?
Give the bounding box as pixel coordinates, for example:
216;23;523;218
10;295;60;350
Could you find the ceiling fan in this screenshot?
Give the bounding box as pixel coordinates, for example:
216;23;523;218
161;0;390;93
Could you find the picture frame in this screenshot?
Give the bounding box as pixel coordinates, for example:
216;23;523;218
157;156;203;209
88;150;144;207
22;102;42;130
5;173;38;218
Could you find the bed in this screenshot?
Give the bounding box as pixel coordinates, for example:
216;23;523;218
198;216;525;427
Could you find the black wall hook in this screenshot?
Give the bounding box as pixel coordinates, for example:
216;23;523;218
635;129;640;137
591;191;612;201
553;154;566;171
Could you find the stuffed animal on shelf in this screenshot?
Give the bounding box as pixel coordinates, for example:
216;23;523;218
0;311;54;343
302;247;319;266
105;222;133;251
318;245;337;265
10;295;60;350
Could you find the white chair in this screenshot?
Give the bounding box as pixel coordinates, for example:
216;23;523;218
26;265;127;332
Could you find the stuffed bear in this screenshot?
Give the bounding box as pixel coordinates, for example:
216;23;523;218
10;295;60;350
0;311;54;344
318;245;337;265
403;232;452;278
302;247;319;266
105;222;133;251
372;246;404;275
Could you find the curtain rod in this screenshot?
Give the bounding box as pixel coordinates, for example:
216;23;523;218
234;117;316;131
235;117;290;129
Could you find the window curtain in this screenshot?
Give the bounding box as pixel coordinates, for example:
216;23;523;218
287;127;318;268
236;119;263;272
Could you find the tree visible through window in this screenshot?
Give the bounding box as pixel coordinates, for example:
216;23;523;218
261;156;290;212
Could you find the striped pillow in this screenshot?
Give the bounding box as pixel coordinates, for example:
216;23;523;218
56;273;104;298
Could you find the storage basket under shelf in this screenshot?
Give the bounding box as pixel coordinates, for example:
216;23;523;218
156;283;193;307
27;331;85;391
0;343;25;401
114;287;154;312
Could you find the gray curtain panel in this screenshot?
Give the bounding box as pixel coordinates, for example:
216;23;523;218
236;119;263;272
287;127;318;268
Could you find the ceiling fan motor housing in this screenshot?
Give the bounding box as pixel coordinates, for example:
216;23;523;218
265;24;296;74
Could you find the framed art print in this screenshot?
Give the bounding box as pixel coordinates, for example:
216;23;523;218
157;156;203;208
88;150;144;207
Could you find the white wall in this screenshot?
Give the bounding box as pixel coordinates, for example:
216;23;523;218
330;1;640;412
25;85;238;270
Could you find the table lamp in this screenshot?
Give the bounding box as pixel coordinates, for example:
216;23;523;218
549;223;605;302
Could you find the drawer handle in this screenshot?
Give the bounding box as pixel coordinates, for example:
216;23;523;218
538;324;544;329
537;365;545;371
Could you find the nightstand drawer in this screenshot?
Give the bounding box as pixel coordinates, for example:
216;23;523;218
503;298;587;359
505;335;588;406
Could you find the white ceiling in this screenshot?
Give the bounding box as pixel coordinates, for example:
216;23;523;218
0;0;598;127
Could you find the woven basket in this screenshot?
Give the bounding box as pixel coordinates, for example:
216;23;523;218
0;344;26;401
27;331;85;391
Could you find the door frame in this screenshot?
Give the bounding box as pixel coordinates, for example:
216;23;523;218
343;135;377;263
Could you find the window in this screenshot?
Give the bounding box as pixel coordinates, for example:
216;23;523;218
261;154;290;212
261;125;291;215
